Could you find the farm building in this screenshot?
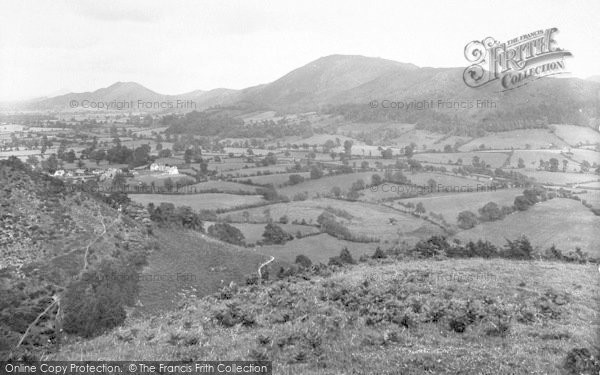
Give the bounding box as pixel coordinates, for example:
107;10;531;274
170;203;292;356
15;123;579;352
150;163;179;175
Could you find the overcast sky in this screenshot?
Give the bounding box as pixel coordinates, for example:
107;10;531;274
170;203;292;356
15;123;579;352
1;0;599;101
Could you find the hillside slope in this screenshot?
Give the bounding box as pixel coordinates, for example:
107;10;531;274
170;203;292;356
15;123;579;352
51;258;599;374
0;158;152;356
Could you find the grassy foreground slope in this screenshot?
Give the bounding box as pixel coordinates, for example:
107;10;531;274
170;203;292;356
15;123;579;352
52;258;599;374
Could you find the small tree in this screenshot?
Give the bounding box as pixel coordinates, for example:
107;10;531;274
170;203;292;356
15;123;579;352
372;247;387;259
514;195;532;211
184;149;193;164
310;166;323;179
295;254;312;268
208;223;245;245
288;174;305;185
478;202;504;221
457;210;478;229
415;202;426;215
262;223;292;244
163;177;174;192
371;174;382;186
338;248;354;264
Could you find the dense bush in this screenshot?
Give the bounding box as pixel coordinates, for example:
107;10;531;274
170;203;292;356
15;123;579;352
148;203;203;231
208;223;245;245
295;254;312;268
372;247;387;259
411;236;450;258
328;247;356;266
478;202;505;222
502;236;534;259
457;210;478;229
62;261;137;337
563;348;600;375
262;223;293;244
288;174;305;185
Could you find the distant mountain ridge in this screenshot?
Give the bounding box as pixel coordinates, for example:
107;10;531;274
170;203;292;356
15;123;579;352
7;55;600;118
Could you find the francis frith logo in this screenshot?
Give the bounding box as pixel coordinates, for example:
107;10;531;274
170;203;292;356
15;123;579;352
463;28;572;91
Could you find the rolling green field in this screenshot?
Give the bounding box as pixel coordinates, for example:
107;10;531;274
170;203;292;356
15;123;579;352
129;174;195;187
454;198;600;256
208;161;256;172
129;193;266;211
508;150;578;171
276;172;377;197
413;151;509;168
404;172;489;190
204;221;320;245
219;198;440;242
459;129;568;151
256;233;381;263
358;175;493;203
234;172;311;186
551;124;600;146
186;180;259;194
386;129;447;150
516;170;600;185
226;164;294;177
400;189;522;225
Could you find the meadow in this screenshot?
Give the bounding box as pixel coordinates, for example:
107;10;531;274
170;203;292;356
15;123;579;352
517;170;600;185
454;198;600;256
508;150;578;171
459;129;568;151
551;124;600;146
256;233;381;263
233;171;311;186
413;151;509;168
186;180;260;194
220;198;439;243
129;193;266;211
399;188;522;225
203;222;320;245
276;171;377;197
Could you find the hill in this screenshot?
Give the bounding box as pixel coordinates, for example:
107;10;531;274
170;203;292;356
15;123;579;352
11;55;600;130
49;257;600;374
0;157;152;357
17;83;240;112
22;82;166;111
587;75;600;83
237;55;418;110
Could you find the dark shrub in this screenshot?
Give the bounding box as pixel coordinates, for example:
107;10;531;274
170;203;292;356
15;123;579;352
502;236;534;259
328;257;344;267
339;248;355;264
563;348;600;375
295;254;312;268
372;247;387;259
457;210;478;229
514;195;533;211
262;223;293;244
62;261;136;337
208;222;245;245
478;202;504;221
412;236;450;258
